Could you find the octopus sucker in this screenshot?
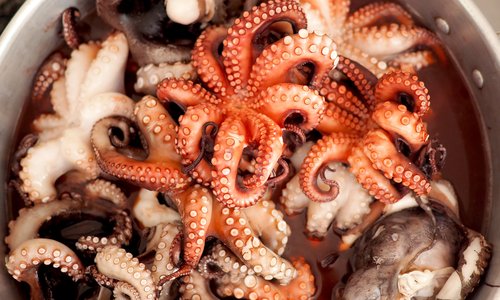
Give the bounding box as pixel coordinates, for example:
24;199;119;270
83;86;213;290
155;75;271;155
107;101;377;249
91;96;190;194
6;238;84;300
19;32;134;204
95;246;156;300
167;184;297;285
300;0;445;77
30;52;67;103
197;243;315;299
223;0;308;93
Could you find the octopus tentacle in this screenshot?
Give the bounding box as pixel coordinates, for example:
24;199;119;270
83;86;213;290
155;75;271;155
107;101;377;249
300;0;349;39
334;56;377;109
362;129;431;197
212;112;283;207
211;200;297;284
151;223;182;284
318;101;366;134
84;179;128;209
6;238;84;300
375;70;431;116
95;246;156;300
319;78;370;119
344;24;446;63
76;210;132;252
192;25;234;99
178;103;224;184
348;144;401;203
371;101;429;151
166;186;213;281
223;0;308;93
179;270;216;300
78;32;129;103
134;62;197;96
299;132;358;202
157;78;220;110
242;197;291;255
344;2;414;31
248;30;338;95
251;83;326;131
91;97;190;193
204;243;314;299
30;52;67;102
62;7;82;49
5;197;80;250
388;50;436;74
113;282;141;300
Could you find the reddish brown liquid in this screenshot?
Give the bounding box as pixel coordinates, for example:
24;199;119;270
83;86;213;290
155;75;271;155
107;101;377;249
5;4;490;300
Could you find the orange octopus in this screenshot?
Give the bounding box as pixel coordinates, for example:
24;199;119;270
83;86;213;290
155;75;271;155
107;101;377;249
155;0;340;208
300;63;432;203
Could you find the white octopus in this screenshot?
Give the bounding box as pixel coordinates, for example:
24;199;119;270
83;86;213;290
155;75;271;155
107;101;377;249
19;32;135;203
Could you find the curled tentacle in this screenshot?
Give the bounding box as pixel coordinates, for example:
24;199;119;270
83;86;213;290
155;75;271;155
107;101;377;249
192;25;234;99
248;30;339;95
30;52;67;102
178;103;224;184
62;7;82;49
375;70;431;116
252;83;326;131
223;0;308;93
95;246;156;300
362;129;431;198
157;78;220;111
300;133;357;202
212;112;283;207
6;239;84;300
91;96;190;193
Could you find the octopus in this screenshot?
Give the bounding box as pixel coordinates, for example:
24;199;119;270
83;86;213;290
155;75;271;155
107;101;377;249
299;0;445;77
183;242;316;299
299;68;432;204
156;0;340;208
339;198;491;299
91;97;295;284
18;31;135;204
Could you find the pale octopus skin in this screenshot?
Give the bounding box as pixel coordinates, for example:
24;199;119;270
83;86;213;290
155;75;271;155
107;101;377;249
19;32;135;204
281;141;373;238
300;0;444;77
5;179;131;254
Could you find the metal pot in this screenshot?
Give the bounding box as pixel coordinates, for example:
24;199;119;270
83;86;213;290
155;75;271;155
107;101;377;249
0;0;498;298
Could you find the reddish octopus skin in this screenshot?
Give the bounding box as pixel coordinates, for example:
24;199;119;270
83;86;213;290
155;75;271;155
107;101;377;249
156;0;339;207
91;96;190;194
163;184;296;285
300;70;432;203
